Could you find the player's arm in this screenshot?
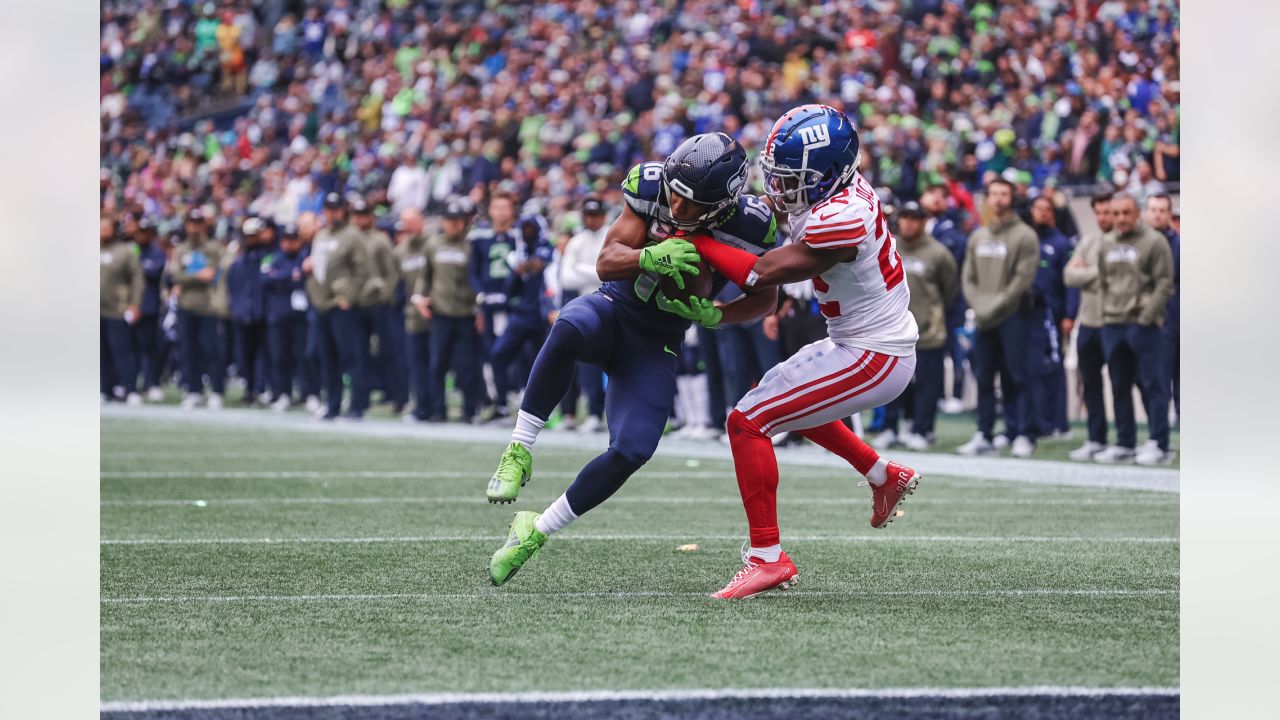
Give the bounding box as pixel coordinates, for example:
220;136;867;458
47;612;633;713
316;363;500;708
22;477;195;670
684;234;857;289
716;285;779;325
595;203;701;288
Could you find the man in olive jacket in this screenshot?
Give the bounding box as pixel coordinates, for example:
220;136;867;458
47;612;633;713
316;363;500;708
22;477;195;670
101;215;144;404
956;179;1042;458
875;203;956;451
414;198;485;422
1063;191;1115;461
310;193;367;420
1097;193;1175;465
353;199;407;413
395;207;435;421
167;208;226;409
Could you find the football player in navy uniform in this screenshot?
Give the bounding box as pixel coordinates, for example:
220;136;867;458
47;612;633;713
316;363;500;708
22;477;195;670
487;133;780;586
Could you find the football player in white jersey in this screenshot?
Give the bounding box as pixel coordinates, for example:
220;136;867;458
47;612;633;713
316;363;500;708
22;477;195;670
662;104;923;599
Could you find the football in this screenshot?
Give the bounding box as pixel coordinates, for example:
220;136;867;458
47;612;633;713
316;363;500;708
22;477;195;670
658;258;714;304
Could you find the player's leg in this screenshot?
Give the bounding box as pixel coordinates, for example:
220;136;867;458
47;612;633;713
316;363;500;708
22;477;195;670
963;327;1000;453
752;343;918;529
1073;325;1109;457
490;320;673;585
909;346;946;446
1098;325;1137;462
1132;324;1172;464
486;294;616;503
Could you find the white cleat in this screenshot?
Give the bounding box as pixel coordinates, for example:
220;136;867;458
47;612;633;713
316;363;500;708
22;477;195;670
899;432;932;451
125;392;143;407
939;397;965;414
1011;435;1035;458
1068;441;1107;462
180;393;202;410
206;393;224;411
577;415;603;433
871;430;899;450
146;387;165;403
1135;443;1174;466
992;434;1011;450
1093;445;1136;464
558;416;578;431
305;395;322;413
271;396;291;413
955;432;995;456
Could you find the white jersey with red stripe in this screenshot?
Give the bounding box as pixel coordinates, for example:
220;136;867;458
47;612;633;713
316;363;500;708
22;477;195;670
791;173;918;356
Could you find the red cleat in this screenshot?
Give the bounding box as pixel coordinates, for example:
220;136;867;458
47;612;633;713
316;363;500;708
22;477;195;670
711;552;800;600
865;462;920;529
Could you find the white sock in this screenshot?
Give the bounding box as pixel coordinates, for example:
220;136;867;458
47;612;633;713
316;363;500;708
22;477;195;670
749;544;782;563
511;410;545;450
866;457;889;486
534;493;578;536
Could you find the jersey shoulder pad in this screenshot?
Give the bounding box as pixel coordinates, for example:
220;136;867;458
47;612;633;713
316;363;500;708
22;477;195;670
622;161;664;219
803;190;874;249
710;194;777;254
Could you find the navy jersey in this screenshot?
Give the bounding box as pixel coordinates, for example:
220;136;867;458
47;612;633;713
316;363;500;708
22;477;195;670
467;222;519;305
228;245;270;323
135;242;167;317
261;248;308;324
503;214;556;324
1033;227;1071;323
605;161;778;334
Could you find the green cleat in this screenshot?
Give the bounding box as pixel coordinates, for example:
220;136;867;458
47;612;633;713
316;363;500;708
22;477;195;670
490;511;548;586
486;441;532;504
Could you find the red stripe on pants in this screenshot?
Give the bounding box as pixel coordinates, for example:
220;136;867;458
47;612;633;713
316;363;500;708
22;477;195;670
743;350;871;418
751;353;888;433
762;355;899;434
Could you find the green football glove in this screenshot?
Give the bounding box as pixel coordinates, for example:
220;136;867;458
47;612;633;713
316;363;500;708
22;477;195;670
660;296;723;329
638;238;702;290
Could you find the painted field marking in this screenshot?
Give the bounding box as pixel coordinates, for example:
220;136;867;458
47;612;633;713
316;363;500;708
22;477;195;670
101;589;1178;606
100;534;1178;546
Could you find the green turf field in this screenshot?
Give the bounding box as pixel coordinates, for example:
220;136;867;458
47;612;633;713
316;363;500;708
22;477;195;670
100;411;1178;704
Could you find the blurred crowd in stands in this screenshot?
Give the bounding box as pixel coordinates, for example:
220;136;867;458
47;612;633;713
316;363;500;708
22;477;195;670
101;0;1180;462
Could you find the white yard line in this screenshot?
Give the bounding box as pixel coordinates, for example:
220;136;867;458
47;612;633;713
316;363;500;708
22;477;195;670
99;686;1180;712
99;470;729;479
100;494;1176;508
100;404;1179;493
101;589;1177;606
100;533;1178;546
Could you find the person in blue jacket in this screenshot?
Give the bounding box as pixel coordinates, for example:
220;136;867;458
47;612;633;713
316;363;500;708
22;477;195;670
467;192;522;416
262;224;312;411
131;216;169;401
1029;195;1072;437
227;216;272;404
487;209;555;421
920;185;970;411
1146;193;1179;424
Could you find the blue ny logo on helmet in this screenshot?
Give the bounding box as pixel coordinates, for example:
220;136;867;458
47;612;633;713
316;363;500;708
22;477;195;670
761;105;861;214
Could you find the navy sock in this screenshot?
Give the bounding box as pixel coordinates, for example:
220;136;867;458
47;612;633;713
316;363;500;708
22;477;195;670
564;447;647;516
520;321;585;420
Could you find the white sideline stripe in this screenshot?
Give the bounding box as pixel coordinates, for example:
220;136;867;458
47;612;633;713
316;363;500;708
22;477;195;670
100;494;1177;508
100;534;1178;546
99;470;730;479
100;405;1180;493
99;686;1181;712
101;589;1177;606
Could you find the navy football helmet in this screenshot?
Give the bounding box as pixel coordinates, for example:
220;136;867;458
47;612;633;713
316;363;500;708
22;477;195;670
760;104;861;214
661;132;749;231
